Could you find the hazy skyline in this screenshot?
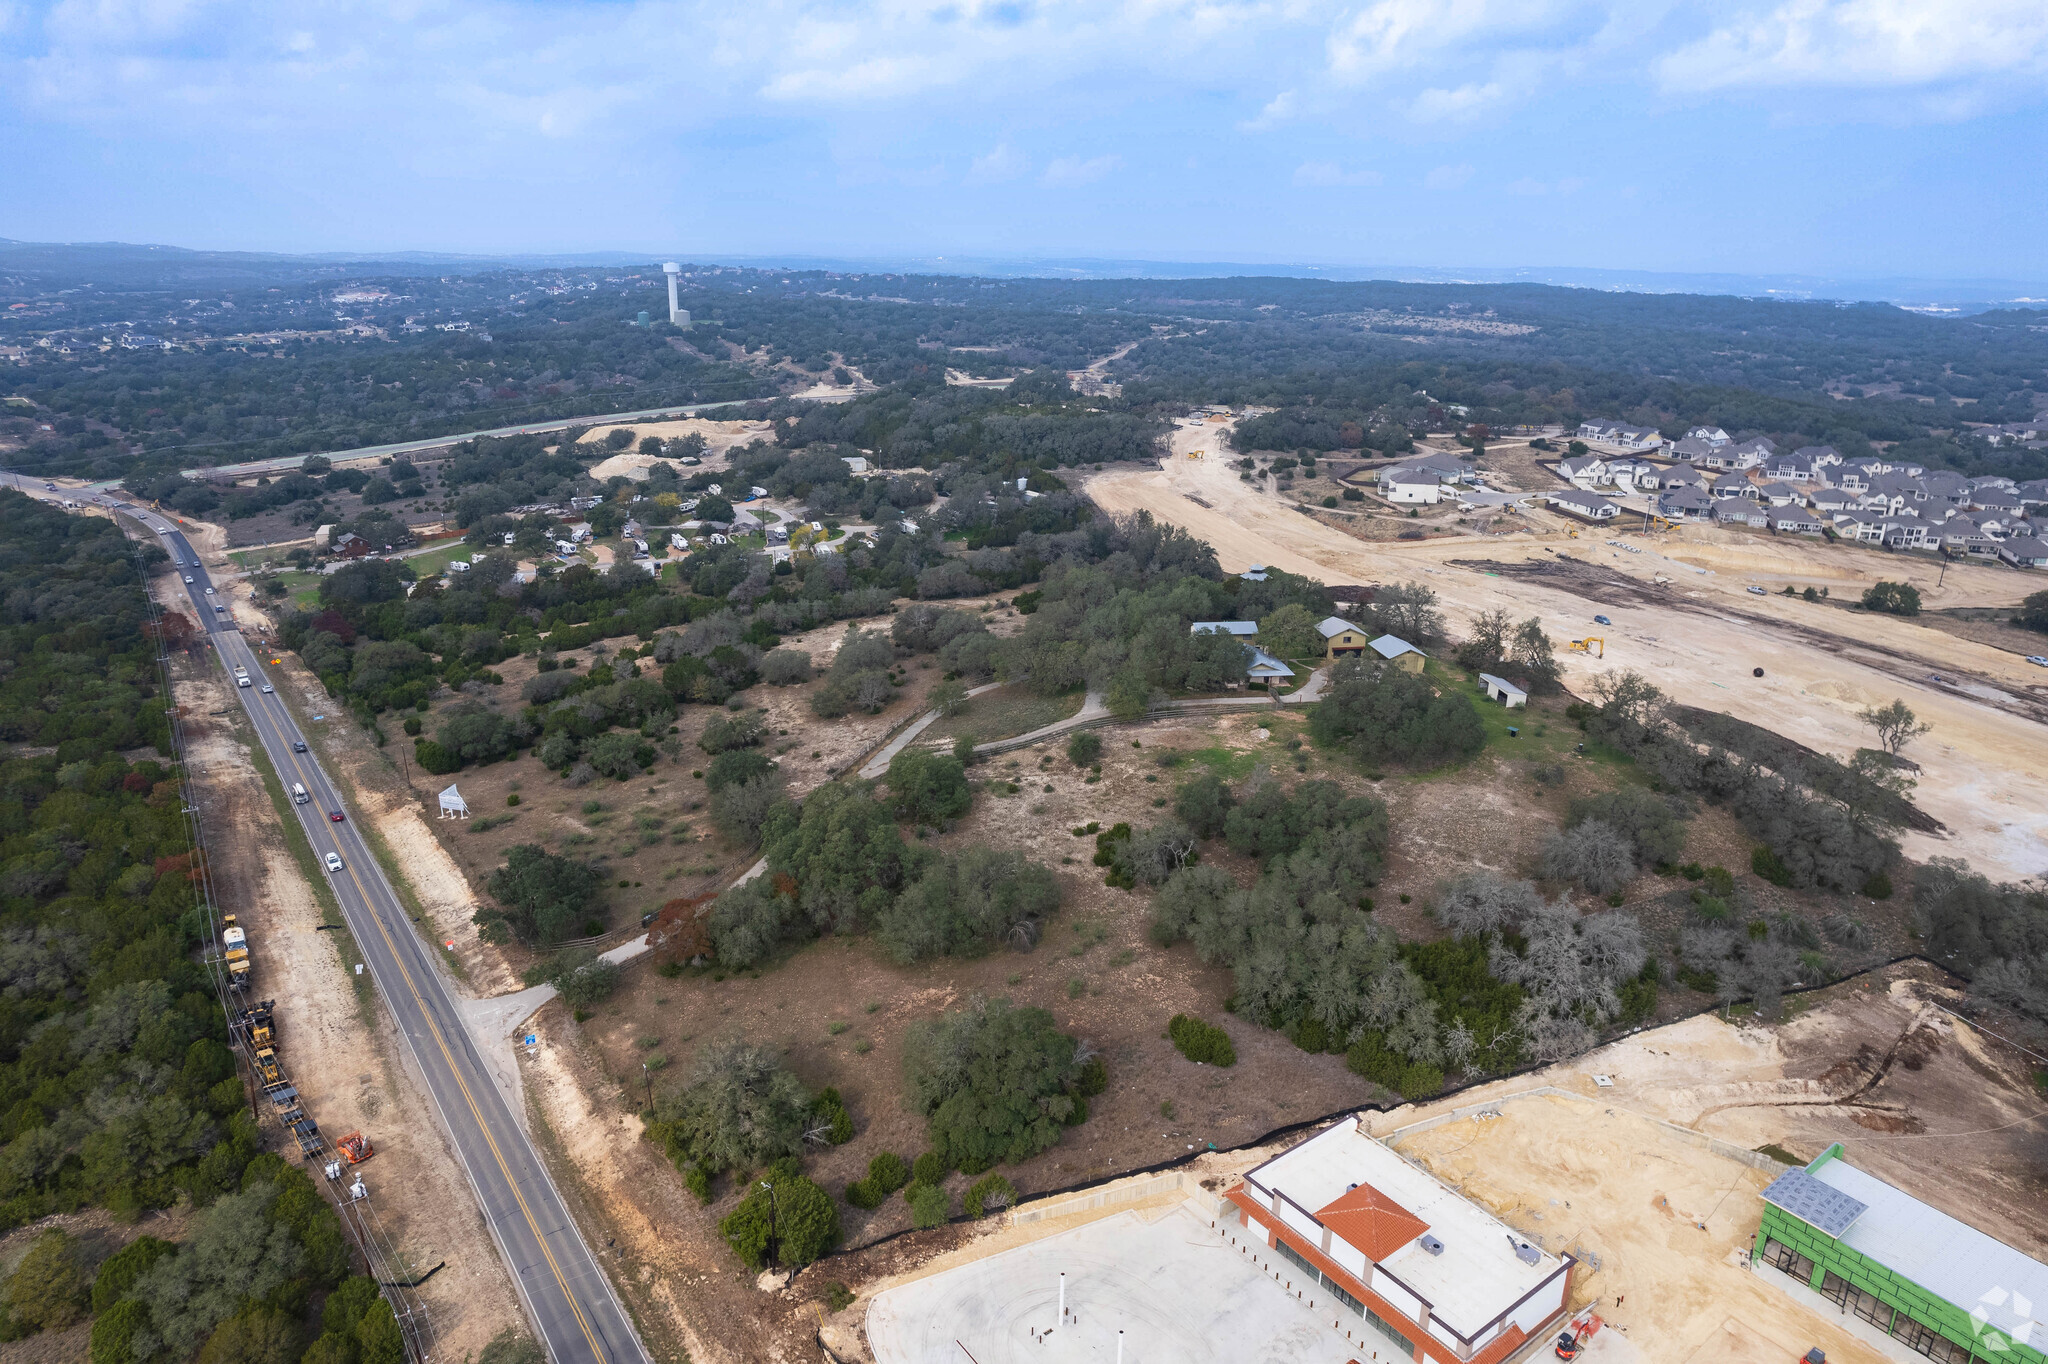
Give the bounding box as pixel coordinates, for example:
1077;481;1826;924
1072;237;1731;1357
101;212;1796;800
5;0;2046;279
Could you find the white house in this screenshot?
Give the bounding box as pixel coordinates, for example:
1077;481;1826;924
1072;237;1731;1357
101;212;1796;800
1771;511;1824;535
1556;454;1607;488
1239;564;1270;582
1577;419;1664;451
1717;439;1773;470
1609;459;1664;491
1385;469;1444;504
1549;489;1620;521
1658;486;1715;521
1998;536;2048;568
1685;425;1731;446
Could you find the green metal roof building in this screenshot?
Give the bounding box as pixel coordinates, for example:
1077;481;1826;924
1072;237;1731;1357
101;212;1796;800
1754;1142;2047;1364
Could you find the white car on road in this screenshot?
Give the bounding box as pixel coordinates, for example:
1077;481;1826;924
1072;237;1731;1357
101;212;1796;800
184;576;194;584
2029;656;2048;667
261;684;274;694
325;853;343;873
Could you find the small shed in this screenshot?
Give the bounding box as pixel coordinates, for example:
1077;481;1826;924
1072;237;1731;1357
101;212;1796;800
1479;673;1528;708
1190;620;1259;637
1368;635;1427;672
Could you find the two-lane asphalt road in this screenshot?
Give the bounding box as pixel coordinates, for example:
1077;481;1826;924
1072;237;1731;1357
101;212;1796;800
126;507;647;1364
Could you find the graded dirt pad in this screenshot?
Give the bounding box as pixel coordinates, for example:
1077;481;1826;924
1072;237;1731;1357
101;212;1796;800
1087;426;2048;880
154;613;522;1360
581;418;772;481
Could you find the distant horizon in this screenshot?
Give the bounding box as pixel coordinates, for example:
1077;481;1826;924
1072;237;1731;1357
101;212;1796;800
7;236;2047;313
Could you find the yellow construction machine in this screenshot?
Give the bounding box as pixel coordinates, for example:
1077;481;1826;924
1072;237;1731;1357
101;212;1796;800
237;1000;275;1048
1568;637;1605;658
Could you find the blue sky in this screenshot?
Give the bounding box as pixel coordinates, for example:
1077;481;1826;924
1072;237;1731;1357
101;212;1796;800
3;0;2046;279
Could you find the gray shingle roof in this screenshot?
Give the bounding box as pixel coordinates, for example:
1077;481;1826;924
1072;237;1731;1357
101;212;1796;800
1762;1167;1868;1237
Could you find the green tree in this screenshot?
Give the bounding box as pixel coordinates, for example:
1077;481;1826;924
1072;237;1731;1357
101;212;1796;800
927;678;969;717
876;848;1063;963
1258;604;1323;659
354;1301;404;1364
901;998;1091;1172
1309;660;1485;770
1105;667;1149;720
435;702;516;766
1066;732;1102;767
1861;699;1931;757
91;1300;150;1364
8;1230;89;1331
648;1040;811;1176
907;1182;949;1229
91;1237;176;1315
1861;580;1921;616
2020;589;2048;634
1172;771;1235;839
198;1310;301;1364
885;750;972;825
481;845;602;944
766;1175;840;1267
763;782;927;936
588;731;656;779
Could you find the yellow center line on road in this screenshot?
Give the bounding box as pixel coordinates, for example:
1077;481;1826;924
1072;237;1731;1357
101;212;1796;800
146;512;621;1364
261;656;614;1364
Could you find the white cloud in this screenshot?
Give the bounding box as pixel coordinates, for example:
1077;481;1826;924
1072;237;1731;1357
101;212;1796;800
1325;0;1580;81
966;142;1030;183
1041;153;1120;187
1240;88;1297;130
1656;0;2048;94
1506;175;1549;195
1404;80;1508;122
1293;160;1382;186
1423;162;1474;190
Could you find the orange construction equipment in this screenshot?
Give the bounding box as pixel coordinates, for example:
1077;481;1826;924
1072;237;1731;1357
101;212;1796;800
336;1131;374;1164
1554;1311;1604;1359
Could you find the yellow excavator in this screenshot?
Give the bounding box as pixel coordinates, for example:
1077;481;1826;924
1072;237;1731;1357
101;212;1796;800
1568;637;1604;658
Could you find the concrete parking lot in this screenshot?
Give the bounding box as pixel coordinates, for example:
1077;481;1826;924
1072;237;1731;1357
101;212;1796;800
866;1202;1398;1364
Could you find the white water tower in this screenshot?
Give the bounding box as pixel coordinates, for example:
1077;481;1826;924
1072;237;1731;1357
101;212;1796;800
662;262;690;326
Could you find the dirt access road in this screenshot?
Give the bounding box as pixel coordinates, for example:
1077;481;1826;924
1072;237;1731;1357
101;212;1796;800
1088;423;2048;880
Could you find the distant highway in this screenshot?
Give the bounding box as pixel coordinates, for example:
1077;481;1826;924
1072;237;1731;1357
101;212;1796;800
166;385;853;484
110;497;649;1364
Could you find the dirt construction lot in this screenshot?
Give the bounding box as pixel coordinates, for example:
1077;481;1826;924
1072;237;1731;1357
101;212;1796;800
1089;424;2048;880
